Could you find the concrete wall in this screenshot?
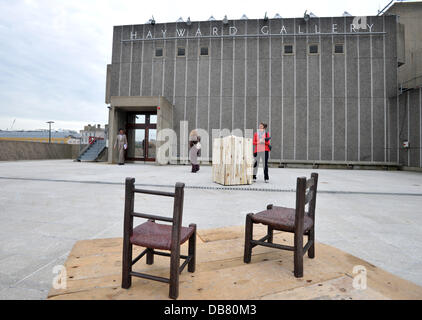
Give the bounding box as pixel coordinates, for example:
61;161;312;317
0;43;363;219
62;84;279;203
156;97;173;164
389;87;422;168
109;15;398;163
0;141;83;161
386;2;422;88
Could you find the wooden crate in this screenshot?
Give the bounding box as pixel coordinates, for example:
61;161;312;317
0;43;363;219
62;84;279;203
212;135;253;186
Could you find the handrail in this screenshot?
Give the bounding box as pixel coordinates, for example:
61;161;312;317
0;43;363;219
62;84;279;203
76;141;93;160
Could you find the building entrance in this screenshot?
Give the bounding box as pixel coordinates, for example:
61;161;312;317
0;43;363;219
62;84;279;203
126;112;157;162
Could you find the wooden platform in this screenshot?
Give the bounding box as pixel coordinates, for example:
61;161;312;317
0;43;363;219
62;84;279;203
47;225;422;300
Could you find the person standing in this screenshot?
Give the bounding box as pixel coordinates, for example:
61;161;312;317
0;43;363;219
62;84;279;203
189;133;201;173
253;123;271;183
114;128;127;165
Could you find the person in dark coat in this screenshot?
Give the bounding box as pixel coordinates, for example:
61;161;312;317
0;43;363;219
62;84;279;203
189;132;201;173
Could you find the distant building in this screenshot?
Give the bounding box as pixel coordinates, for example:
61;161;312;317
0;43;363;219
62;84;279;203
0;130;80;144
66;138;82;145
79;124;107;144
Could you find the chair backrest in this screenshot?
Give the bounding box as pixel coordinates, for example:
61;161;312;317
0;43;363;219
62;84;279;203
123;177;185;251
295;173;319;229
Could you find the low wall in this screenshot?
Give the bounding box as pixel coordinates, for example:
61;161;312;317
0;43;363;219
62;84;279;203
0;140;85;161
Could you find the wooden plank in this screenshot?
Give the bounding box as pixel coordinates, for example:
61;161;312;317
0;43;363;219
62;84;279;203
48;231;422;300
260;276;389;300
244;137;253;184
212;138;224;185
235;136;244;184
223;136;231;185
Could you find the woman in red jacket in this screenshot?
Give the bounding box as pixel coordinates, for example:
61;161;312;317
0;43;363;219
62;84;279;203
253;123;271;183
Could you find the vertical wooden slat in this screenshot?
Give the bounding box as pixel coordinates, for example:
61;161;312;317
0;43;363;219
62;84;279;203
294;176;306;278
169;182;184;299
122;177;135;289
245;137;253;184
188;223;196;273
267;226;273;244
146;248;154;265
308;173;318;258
243;213;254;263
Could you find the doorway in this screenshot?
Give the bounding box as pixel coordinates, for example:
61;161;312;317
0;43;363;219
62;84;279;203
126;112;157;162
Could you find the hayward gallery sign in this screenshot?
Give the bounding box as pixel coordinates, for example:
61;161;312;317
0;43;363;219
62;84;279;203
123;17;383;42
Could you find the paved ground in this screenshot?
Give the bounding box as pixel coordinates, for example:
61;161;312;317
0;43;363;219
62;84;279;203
0;160;421;299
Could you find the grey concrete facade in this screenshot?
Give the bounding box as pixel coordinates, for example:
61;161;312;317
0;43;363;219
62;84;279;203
389;87;422;168
383;2;422;169
107;15;400;164
385;1;422;90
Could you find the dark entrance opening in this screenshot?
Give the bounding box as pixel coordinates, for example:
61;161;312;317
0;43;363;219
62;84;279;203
126;112;157;162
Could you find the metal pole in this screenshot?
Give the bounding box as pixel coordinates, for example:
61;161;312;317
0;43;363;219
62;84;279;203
46;121;54;144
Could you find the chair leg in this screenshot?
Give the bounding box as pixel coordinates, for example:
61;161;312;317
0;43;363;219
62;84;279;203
188;224;196;273
169;247;180;299
308;227;315;259
294;233;303;278
121;242;132;289
243;213;254;263
146;248;154;265
267;226;273;244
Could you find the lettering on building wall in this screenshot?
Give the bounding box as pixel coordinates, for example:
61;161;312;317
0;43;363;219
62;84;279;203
124;22;378;41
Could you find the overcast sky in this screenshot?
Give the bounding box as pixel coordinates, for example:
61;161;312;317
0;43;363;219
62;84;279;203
0;0;402;131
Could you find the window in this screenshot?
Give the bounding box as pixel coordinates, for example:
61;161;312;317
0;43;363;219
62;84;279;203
150;115;157;124
177;47;185;57
334;43;344;54
155;48;163;57
135;115;145;124
283;44;294;55
308;44;319;55
200;46;209;56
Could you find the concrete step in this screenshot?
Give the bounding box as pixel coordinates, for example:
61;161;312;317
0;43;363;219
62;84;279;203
77;140;106;161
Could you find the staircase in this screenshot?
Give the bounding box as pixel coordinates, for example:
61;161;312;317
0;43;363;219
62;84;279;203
77;139;106;162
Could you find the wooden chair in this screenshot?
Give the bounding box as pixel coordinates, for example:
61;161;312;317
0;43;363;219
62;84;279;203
243;173;318;277
121;177;196;299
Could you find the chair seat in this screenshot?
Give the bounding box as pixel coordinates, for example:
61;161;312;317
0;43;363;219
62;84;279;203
251;206;314;233
130;221;195;250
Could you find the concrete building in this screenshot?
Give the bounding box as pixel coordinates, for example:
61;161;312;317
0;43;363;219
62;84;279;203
79;124;107;145
106;13;405;166
383;1;422;169
384;1;422;90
